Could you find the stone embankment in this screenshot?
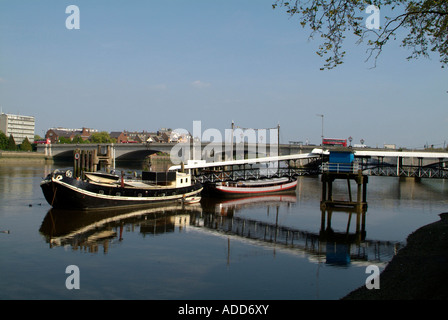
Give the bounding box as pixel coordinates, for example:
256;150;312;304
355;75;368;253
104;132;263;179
0;151;52;163
343;212;448;299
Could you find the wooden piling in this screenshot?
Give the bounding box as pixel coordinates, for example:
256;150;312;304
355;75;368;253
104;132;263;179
73;146;114;178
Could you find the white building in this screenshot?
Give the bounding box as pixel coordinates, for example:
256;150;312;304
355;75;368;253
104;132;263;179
0;113;35;143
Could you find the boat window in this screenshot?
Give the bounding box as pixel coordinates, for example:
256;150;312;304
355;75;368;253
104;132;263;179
138;193;142;197
180;179;183;183
116;192;121;196
99;190;104;195
186;178;188;183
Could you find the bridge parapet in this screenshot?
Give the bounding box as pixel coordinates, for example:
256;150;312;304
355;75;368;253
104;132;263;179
37;142;179;160
36;142;319;160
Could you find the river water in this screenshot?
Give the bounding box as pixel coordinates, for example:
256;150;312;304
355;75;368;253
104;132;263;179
0;162;447;300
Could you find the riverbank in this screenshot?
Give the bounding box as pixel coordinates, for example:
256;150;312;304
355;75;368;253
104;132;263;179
0;151;52;163
343;212;448;299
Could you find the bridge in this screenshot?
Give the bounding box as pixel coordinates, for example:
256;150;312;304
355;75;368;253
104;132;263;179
170;148;448;181
354;149;448;179
38;142;184;161
37;142;448;180
37;142;314;160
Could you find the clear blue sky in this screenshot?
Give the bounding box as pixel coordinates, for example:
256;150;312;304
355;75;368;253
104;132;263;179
0;0;446;149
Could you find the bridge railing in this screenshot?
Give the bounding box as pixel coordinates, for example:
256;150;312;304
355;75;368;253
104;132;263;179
199;213;402;265
366;165;448;179
193;167;318;183
321;162;360;174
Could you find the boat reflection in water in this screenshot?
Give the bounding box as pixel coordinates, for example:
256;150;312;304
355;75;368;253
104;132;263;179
39;202;203;253
201;193;298;217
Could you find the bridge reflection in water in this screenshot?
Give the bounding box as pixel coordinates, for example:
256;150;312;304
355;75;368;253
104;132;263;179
39;196;402;266
201;198;401;267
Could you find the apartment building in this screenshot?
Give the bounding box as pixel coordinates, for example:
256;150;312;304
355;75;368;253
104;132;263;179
0;113;35;143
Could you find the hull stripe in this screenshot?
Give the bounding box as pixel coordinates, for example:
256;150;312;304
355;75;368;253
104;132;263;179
51;178;202;202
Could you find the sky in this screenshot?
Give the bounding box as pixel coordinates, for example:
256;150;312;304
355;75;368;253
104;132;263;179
0;0;446;149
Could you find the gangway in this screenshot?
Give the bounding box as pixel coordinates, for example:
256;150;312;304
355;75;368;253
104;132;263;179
168;149;323;171
168;148;448;181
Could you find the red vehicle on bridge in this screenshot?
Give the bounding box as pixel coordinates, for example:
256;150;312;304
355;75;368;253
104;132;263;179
322;138;347;147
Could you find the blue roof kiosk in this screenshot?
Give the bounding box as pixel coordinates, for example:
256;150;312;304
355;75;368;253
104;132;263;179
328;150;355;173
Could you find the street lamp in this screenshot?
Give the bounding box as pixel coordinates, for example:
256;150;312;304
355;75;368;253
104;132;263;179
316;114;324;145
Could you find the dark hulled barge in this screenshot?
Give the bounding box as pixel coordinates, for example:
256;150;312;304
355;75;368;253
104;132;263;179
41;169;202;210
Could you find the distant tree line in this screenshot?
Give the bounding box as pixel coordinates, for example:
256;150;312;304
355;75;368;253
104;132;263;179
56;131;117;144
0;130;33;151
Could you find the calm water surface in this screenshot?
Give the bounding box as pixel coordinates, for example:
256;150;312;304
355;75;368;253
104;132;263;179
0;163;447;300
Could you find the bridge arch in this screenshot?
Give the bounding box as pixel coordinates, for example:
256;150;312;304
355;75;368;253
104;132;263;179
115;149;164;161
52;150;76;161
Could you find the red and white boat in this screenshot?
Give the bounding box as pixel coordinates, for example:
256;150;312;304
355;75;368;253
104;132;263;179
209;177;297;197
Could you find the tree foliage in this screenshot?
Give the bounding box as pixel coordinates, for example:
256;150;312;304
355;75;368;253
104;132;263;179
273;0;448;69
20;137;32;151
0;131;7;150
89;131;116;144
72;135;86;144
58;136;72;144
7;134;17;151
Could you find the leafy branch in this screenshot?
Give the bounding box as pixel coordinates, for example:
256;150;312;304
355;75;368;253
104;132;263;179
273;0;448;69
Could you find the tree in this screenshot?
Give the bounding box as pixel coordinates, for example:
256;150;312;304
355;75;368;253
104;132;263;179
7;134;17;151
20;137;32;151
89;131;114;143
0;131;7;150
72;135;85;144
59;136;72;144
273;0;448;70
